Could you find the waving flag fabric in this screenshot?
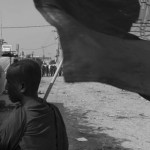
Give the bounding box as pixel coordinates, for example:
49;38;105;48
33;0;150;97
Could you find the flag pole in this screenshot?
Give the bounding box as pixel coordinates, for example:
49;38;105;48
43;58;63;101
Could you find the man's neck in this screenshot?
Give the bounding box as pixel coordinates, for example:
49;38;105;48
21;94;39;106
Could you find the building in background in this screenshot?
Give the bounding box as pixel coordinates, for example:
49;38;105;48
130;0;150;40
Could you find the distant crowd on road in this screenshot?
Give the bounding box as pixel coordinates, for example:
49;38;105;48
12;58;63;77
41;62;63;77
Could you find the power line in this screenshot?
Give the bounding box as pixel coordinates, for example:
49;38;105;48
21;42;57;51
1;25;51;29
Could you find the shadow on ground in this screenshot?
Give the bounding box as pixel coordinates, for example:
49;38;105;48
0;94;133;150
54;103;132;150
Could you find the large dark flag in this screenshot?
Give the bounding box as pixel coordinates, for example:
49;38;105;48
33;0;150;97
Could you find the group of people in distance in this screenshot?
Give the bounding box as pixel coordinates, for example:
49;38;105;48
0;58;68;150
41;62;63;77
41;62;57;77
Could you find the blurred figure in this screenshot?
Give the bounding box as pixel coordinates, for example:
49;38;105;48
0;65;6;94
48;63;51;76
50;64;54;76
13;58;19;64
41;62;46;77
46;63;49;76
50;64;57;76
53;64;57;76
59;66;63;76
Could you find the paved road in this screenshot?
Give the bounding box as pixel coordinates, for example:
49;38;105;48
0;57;10;71
1;76;148;149
0;57;10;94
39;77;150;150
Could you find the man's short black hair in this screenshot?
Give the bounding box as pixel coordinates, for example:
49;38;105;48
7;59;41;96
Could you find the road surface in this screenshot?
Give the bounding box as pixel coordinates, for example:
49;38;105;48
0;57;10;94
0;57;10;71
1;75;150;150
39;77;150;150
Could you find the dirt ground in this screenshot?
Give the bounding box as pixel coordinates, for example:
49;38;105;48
1;76;150;150
39;76;150;150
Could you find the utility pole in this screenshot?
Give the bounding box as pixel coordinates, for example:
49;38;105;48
16;44;19;56
0;13;3;56
0;39;4;55
0;12;3;40
55;47;60;63
42;46;45;62
32;51;34;58
53;30;61;63
21;51;25;59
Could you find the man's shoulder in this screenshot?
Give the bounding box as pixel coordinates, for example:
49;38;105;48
1;104;25;126
0;104;26;149
46;102;69;150
46;102;65;127
46;102;59;110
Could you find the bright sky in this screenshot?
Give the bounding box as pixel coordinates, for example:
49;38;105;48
0;0;58;59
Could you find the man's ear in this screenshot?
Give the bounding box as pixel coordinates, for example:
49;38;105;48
20;83;26;93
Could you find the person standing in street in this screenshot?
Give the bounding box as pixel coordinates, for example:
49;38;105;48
0;65;6;94
0;59;68;150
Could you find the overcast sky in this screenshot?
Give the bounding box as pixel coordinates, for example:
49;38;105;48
0;0;58;59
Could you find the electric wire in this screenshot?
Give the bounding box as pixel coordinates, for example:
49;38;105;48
1;25;51;29
21;42;57;51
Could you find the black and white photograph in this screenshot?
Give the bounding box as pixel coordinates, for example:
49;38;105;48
0;0;150;149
